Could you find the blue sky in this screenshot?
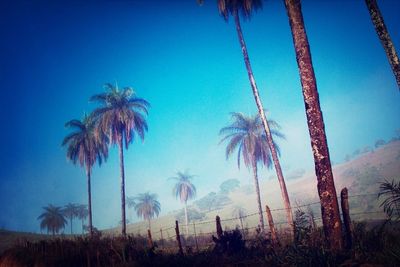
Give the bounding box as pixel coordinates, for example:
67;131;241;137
0;0;399;232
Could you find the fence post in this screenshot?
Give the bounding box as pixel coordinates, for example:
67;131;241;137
147;229;153;248
193;222;199;252
175;220;183;255
216;215;223;238
160;228;164;247
341;187;352;250
265;205;280;247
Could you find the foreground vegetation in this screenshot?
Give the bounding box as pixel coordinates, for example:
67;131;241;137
1;220;399;267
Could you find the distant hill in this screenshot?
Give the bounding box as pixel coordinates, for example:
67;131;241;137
2;141;399;252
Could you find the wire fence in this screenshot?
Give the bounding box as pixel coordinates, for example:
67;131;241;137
119;191;387;251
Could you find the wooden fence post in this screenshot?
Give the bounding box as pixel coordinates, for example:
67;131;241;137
341;187;352;250
265;205;280;247
160;228;164;247
175;220;183;255
193;222;199;252
216;215;223;238
147;229;153;248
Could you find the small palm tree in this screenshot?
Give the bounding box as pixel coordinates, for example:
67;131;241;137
38;205;67;236
379;179;400;221
133;192;161;231
220;112;284;230
76;204;88;234
63;203;79;235
62;114;108;237
232;206;247;236
170;171;197;235
91;83;150;237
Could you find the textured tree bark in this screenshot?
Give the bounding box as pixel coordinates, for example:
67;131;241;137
251;161;265;230
233;9;294;233
265;205;280;247
184;202;189;236
284;0;343;251
340;188;352;250
365;0;400;90
87;169;93;237
118;137;127;237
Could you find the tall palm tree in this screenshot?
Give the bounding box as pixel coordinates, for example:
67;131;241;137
91;83;150;237
170;171;197;235
37;205;67;236
284;0;343;250
212;0;294;231
220;112;284;230
62;114;108;237
63;203;79;235
365;0;400;90
133;192;161;231
76;204;88;234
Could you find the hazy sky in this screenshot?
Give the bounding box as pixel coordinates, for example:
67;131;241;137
0;0;399;232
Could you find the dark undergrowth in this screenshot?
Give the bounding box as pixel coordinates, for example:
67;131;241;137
0;221;399;267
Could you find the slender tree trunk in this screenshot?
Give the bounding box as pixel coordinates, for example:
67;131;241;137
184;202;189;236
365;0;400;90
81;219;84;234
87;169;93;237
148;218;151;232
233;9;293;232
118;136;127;237
70;217;73;235
251;161;264;230
284;0;343;251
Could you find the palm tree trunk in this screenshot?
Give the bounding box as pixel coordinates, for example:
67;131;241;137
148;218;151;231
284;0;343;251
184;202;189;236
251;161;264;230
81;219;84;235
70;217;73;235
365;0;400;90
233;9;294;232
87;168;93;237
118;136;127;237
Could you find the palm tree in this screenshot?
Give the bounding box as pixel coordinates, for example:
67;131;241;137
379;179;400;221
213;0;294;231
37;205;67;236
283;0;343;250
365;0;400;90
133;192;161;231
91;83;150;237
220;112;284;230
170;171;197;235
76;204;88;234
63;203;79;235
62;114;108;237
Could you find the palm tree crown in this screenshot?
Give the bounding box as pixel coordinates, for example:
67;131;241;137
90;83;150;148
217;0;262;20
219;112;283;169
171;171;197;203
62;114;108;172
38;204;67;236
133;192;161;223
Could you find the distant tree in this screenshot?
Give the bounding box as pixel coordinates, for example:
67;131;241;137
344;154;351;162
231;206;247;235
175;208;205;223
91;83;150;237
133;192;161;231
362;146;373;154
375;139;386;148
379;179;400;221
126;196;136;222
194;192;231;211
62;203;79;235
170;171;197;235
220;112;286;230
353;149;360;157
62;114;108;237
220;179;240;194
38;205;67;236
76;204;88;234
